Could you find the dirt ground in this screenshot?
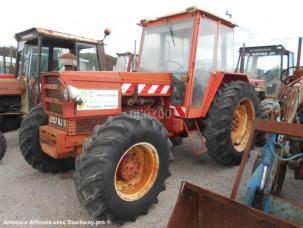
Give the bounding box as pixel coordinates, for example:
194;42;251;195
0;131;302;227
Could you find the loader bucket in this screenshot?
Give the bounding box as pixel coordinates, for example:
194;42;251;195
168;182;298;228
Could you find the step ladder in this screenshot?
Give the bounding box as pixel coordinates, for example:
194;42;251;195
183;119;207;157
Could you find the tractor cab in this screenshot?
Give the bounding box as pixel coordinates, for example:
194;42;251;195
139;6;236;117
14;27;107;110
15;27;106;78
236;45;294;98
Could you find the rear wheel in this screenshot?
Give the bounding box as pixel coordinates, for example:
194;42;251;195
205;81;259;165
255;99;276;146
0;131;6;161
74;112;170;221
19;106;74;173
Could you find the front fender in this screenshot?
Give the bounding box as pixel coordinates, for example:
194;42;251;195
200;71;249;117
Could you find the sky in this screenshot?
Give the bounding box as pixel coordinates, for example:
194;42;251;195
1;0;302;64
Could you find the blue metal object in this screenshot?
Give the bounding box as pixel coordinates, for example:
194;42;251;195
240;133;303;227
240;134;277;205
240;162;264;205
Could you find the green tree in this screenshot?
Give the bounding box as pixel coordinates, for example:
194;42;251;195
106;54;116;70
0;47;17;58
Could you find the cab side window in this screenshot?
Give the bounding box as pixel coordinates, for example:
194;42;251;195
191;18;217;108
20;45;49;80
77;44;100;71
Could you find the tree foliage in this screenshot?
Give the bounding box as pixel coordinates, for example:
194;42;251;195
106;54;116;70
0;47;17;58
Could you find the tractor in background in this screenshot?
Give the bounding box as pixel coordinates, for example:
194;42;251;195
0;47;16;160
19;7;260;221
0;27;108;160
236;45;297;145
236;44;294;99
113;52;138;72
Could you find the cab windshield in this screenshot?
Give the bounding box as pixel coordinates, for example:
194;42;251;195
140;18;194;73
244;52;294;96
244;55;284;80
17;41;101;79
18;44;70;79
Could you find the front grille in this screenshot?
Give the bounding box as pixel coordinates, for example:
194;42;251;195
45;76;64;99
68;117;107;135
43;75;64;115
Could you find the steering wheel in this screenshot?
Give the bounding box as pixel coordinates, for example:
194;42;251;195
164;60;183;71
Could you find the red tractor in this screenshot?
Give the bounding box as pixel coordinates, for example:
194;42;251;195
19;7;259;221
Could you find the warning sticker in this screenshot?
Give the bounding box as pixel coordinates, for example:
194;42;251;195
77;89;118;110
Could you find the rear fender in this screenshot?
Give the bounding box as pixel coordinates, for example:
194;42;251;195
200;71;249;117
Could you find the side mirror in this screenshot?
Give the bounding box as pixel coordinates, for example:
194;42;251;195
103;28;111;41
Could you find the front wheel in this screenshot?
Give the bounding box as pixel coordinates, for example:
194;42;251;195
19;106;74;173
74;112;170;222
205;81;259;166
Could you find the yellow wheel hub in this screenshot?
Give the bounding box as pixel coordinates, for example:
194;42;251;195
115;142;159;201
231;99;255;152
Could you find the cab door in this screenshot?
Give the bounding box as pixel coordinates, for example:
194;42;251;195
18;41;49;111
188;16;234;118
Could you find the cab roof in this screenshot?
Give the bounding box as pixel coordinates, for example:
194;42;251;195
15;27;103;45
239;45;294;56
141;6;236;28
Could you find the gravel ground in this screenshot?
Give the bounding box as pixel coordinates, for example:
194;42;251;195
0;131;302;227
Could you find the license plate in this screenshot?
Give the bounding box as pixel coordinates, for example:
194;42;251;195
49;115;67;128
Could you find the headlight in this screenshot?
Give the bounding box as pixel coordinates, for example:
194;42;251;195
63;85;81;101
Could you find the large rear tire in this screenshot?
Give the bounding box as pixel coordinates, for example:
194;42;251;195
74;112;170;222
19;106;74;173
255;99;276;146
0;131;6;161
205;81;259;166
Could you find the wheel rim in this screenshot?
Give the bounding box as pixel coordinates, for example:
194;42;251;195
114;142;159;201
231;99;255;152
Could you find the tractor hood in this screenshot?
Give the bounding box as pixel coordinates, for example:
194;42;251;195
56;71;171;88
41;71;172;118
52;71;172;97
